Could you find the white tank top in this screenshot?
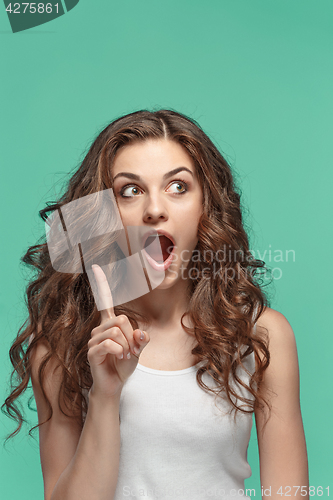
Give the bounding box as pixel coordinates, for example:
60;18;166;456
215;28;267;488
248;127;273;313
31;314;258;499
113;337;257;500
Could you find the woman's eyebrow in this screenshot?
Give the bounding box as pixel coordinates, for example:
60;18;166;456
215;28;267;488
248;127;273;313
112;166;194;182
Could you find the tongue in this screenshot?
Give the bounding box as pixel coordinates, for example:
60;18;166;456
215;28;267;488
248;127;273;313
144;235;173;263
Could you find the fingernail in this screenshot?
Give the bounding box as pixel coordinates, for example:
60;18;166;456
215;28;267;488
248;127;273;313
133;346;140;355
127;352;131;359
119;353;123;359
140;330;144;341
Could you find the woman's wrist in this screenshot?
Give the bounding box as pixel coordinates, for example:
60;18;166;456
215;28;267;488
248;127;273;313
88;384;123;406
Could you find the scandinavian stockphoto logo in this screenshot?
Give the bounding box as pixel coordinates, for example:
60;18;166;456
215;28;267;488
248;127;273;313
3;0;80;33
45;188;166;310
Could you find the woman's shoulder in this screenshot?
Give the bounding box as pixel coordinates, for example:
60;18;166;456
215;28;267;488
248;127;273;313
254;306;299;372
256;306;294;334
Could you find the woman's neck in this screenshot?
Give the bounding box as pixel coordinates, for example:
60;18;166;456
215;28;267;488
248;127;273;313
128;277;192;331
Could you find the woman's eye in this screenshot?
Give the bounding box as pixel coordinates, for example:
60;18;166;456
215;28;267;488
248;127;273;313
168;181;188;194
119;185;142;198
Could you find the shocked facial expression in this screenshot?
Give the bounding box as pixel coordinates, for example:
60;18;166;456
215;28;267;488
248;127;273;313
111;139;203;287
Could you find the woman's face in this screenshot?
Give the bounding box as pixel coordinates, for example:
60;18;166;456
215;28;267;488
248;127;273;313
111;139;203;288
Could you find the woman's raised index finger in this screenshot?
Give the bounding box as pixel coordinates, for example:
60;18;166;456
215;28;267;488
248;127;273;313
91;264;115;320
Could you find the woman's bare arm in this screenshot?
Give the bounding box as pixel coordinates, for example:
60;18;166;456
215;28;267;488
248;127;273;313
30;338;121;500
254;308;309;500
31;267;149;500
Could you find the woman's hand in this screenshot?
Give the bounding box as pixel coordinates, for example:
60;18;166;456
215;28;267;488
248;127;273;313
87;264;150;399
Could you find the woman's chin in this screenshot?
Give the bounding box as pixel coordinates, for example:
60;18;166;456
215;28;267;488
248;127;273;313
153;265;187;290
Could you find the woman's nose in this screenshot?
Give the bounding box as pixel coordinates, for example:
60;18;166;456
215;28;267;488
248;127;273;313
142;195;168;222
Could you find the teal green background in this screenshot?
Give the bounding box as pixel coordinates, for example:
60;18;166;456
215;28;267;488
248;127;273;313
1;1;332;498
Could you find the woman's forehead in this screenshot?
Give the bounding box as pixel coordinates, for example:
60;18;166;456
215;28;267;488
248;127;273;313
112;139;196;176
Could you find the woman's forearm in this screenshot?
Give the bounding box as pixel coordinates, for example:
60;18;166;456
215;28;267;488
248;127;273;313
50;391;121;500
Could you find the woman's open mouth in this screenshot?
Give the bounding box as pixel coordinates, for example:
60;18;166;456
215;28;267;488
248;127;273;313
142;234;175;271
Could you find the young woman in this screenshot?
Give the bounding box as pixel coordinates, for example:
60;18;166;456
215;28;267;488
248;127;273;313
3;109;309;500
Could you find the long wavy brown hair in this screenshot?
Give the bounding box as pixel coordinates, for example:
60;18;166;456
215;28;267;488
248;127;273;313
2;108;273;445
